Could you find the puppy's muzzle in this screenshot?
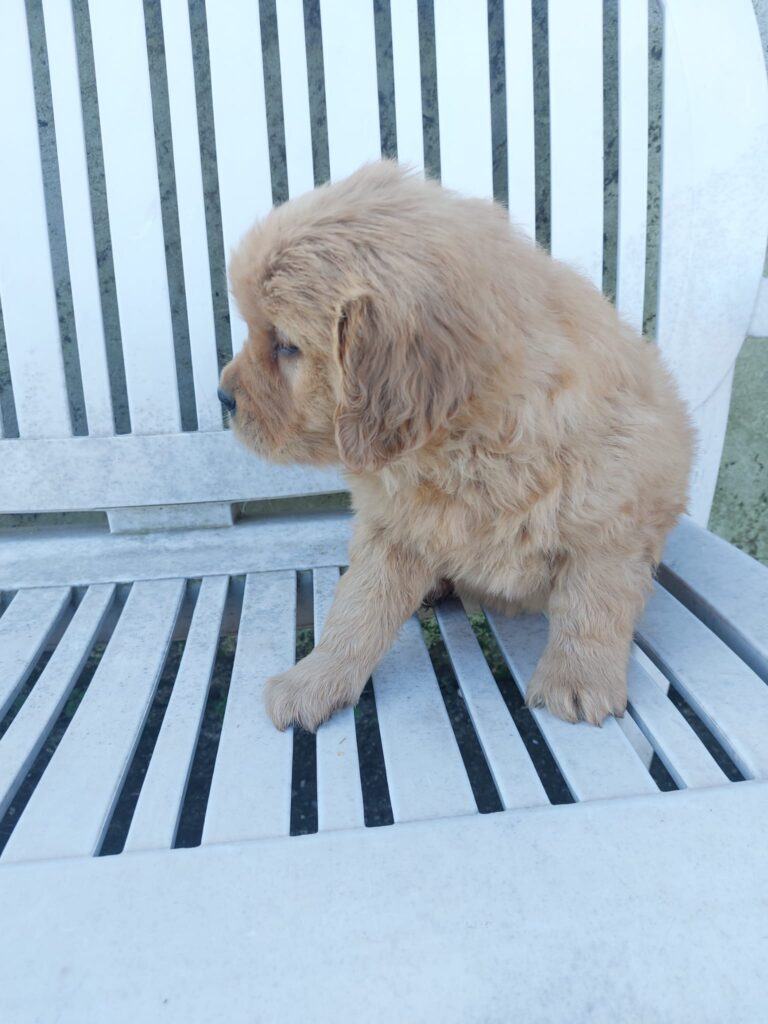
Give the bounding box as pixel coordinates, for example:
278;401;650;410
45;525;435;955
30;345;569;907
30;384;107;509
217;387;236;413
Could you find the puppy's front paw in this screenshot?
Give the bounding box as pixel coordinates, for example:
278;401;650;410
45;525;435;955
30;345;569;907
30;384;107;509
264;651;357;732
525;651;627;726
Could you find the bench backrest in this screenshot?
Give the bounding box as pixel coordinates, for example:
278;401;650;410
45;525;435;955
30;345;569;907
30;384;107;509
1;0;766;528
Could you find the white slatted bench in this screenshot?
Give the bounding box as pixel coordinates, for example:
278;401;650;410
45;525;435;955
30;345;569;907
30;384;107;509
1;1;767;1020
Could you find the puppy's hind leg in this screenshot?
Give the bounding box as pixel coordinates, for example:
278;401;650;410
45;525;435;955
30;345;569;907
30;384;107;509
526;549;651;725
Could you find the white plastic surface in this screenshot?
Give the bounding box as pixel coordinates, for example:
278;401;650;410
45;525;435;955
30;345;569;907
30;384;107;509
202;572;295;845
320;0;381;181
2;580;185;863
314;568;365;832
159;0;222;431
1;782;767;1024
433;0;493;199
390;0;425;173
42;0;114;436
87;0;181;434
275;0;315;198
504;0;536;236
548;0;604;286
0;0;71;439
205;0;273;353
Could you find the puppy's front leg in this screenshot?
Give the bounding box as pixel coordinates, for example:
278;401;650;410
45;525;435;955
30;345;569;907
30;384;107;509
264;532;434;731
526;550;651;725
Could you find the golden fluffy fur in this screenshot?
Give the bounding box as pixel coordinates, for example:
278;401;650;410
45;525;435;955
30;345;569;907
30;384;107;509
220;162;693;730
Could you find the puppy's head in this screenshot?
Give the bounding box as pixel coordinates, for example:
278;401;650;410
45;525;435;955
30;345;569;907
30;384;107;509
219;162;494;471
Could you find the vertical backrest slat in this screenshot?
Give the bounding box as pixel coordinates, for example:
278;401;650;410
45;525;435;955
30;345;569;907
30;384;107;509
160;0;221;431
275;0;315;198
390;0;425;173
88;0;180;434
0;0;71;439
615;0;649;331
42;0;114;436
205;1;273;354
319;0;381;181
433;0;493;198
504;0;536;237
548;0;604;286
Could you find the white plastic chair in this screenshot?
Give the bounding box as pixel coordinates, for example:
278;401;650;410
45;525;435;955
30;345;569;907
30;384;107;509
1;1;767;1020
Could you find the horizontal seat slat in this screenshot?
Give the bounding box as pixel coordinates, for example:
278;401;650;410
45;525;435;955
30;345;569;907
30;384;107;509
485;612;657;801
0;588;72;720
390;0;425;173
372;616;477;823
202;572;295;845
435;601;548;810
2;579;185;863
660;517;768;683
159;0;222;432
124;576;229;852
0;514;353;592
636;583;768;780
504;0;536;236
0;585;116;818
626;648;727;790
314;568;365;832
0;431;346;514
88;0;181;433
41;0;114;436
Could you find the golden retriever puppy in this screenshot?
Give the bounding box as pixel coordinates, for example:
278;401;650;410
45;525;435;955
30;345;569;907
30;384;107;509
219;161;693;731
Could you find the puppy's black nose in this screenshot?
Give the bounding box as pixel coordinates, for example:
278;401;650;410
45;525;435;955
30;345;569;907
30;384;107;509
217;387;236;413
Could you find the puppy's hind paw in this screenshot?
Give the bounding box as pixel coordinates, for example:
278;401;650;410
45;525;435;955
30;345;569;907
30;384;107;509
525;656;627;726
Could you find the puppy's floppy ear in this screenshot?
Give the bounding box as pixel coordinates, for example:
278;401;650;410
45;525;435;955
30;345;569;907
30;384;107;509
333;294;473;471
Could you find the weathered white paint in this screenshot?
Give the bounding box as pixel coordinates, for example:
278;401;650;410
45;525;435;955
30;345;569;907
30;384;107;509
87;0;181;434
202;572;295;845
0;432;347;513
320;0;381;181
106;502;235;534
372;615;477;823
159;0;222;431
2;579;185;863
661;515;768;682
548;0;604;286
0;0;71;439
275;0;315;198
124;576;229;851
637;581;768;779
657;0;768;518
1;784;767;1022
433;0;494;199
0;585;116;818
42;0;114;436
314;567;365;832
504;0;536;236
435;600;548;810
205;0;272;353
485;611;657;801
390;0;425;173
616;0;649;331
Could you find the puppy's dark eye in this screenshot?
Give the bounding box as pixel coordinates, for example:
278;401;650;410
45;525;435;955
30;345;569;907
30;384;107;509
276;342;300;357
271;327;300;358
